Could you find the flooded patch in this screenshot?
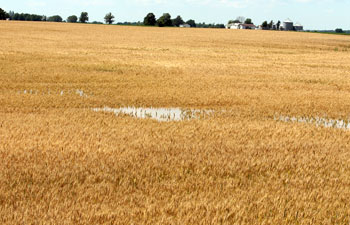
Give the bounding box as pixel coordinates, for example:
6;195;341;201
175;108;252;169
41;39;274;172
18;89;88;98
92;106;215;122
75;89;88;97
275;115;350;130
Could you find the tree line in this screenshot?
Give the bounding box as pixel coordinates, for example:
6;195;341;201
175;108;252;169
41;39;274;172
227;16;281;30
261;20;281;30
0;8;113;24
0;8;224;28
228;16;253;25
144;13;194;27
143;13;224;28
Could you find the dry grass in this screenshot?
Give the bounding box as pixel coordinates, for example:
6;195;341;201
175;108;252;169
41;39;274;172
1;21;350;224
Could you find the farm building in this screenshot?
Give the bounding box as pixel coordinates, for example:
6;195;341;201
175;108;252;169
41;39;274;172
226;23;256;30
226;23;240;29
280;19;304;31
240;24;257;29
282;18;294;31
180;24;191;28
294;22;304;31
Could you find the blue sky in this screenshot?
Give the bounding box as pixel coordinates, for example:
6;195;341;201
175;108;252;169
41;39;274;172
1;0;349;30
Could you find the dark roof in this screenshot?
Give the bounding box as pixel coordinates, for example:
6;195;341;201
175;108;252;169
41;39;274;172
242;24;256;28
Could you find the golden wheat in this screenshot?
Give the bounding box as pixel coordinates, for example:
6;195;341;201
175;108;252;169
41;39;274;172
1;21;350;224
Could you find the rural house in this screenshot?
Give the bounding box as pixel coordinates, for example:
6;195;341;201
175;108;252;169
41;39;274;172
180;24;191;28
226;22;256;30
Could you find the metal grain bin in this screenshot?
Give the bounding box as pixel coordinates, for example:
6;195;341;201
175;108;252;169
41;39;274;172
283;18;294;31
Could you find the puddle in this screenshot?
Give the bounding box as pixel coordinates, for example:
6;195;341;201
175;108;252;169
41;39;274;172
92;106;215;122
18;89;88;97
75;90;88;97
275;115;350;130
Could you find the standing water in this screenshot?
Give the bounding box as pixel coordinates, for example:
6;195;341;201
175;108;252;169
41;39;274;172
275;115;350;130
92;106;215;122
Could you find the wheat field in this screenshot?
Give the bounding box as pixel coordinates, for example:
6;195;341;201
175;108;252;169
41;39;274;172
1;21;350;224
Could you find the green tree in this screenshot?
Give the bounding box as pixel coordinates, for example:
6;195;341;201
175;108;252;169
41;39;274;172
0;8;8;20
8;11;14;20
104;12;115;24
268;20;274;29
228;19;241;24
236;16;245;23
261;21;268;29
186;19;196;27
143;13;156;26
157;13;172;27
48;15;63;22
276;20;281;30
335;28;344;33
244;18;253;24
67;15;78;23
79;12;89;23
172;15;184;27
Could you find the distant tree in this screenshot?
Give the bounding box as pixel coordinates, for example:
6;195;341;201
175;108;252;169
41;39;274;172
216;24;225;29
34;15;43;21
143;13;156;26
0;8;8;20
172;15;184;27
244;18;253;24
196;22;205;28
8;10;14;20
92;21;103;24
117;21;143;26
276;20;281;30
236;16;245;23
104;12;115;24
4;10;46;21
268;20;274;29
42;15;47;21
48;15;63;22
195;22;224;29
261;21;268;29
79;12;89;23
67;15;78;23
228;19;241;24
335;28;344;33
186;19;196;27
12;13;19;20
157;13;172;27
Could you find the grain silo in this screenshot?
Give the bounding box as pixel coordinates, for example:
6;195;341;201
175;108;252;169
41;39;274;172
294;22;303;31
283;18;294;31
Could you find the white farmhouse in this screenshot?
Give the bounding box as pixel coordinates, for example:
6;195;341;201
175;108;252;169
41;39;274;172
226;23;256;30
226;23;241;29
180;24;191;28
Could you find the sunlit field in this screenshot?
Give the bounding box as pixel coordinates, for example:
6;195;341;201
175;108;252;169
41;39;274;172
1;21;350;224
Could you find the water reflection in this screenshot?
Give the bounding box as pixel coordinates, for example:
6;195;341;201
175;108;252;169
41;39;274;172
275;115;350;130
18;89;88;97
92;106;215;122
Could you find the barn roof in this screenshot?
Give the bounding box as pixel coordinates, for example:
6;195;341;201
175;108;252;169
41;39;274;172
242;24;256;28
284;18;293;23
